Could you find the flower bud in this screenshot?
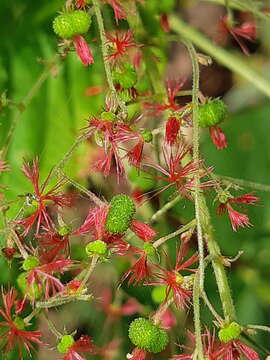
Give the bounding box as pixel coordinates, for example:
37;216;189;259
198;99;227;128
105;194;136;234
57;335;75;353
22;256;39;271
128;317;169;353
85;240;108;258
218;322;241;343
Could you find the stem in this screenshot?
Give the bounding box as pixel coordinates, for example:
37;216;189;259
170;16;270;99
150;195;181;223
152;298;174;326
247;325;270;333
153;219;196;248
215;174;270;192
202;290;224;325
183;39;204;360
79;255;98;291
44;315;63;338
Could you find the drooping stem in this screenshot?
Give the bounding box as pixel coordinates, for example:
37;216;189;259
183;39;204;360
170;16;270;98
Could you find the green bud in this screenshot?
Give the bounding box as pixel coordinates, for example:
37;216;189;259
17;272;43;300
198;99;227;128
85;240;108;258
57;335;75;353
113;64;137;89
58;224;72;236
105;194;136;234
128;317;169;353
218;322;241;343
53;13;74;39
22;256;40;271
13;317;25;330
141;129;153;143
143;242;155;256
101;111;117;122
151;286;167;304
70;10;91;35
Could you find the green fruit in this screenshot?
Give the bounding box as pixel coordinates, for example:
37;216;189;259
57;335;75;353
105;194;136;234
128;318;169;353
70;10;91;35
158;0;175;13
141;129;152;143
128;167;156;192
22;256;40;271
198;99;227;128
53;13;74;39
113;64;137;89
218;322;241;343
17;272;43;300
85;240;108;258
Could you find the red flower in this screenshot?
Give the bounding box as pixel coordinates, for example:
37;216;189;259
217;192;260;231
209;126;227;150
26;259;73;299
148;245;198;308
107;0;126;24
76;0;87;8
62;335;97;360
144;78;186;115
144;144;214;201
73;35;94;66
106;30;139;62
173;329;221;360
16;159;73;236
128;347;147;360
218;339;259;360
39;230;70;263
220;16;256;55
0;288;43;358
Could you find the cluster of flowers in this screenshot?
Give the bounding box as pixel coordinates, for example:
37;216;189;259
0;0;263;359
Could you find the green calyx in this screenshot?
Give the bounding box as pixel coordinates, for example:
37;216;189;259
105;194;136;234
57;335;75;353
128;317;169;353
141;129;153;143
113;64;137;89
101;111;117;122
218;322;242;343
22;256;40;271
17;272;43;300
85;240;108;258
53;10;91;39
198;99;227;128
13;317;25;330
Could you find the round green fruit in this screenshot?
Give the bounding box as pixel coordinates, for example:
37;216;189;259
57;335;75;353
53;13;74;39
85;240;108;258
198;99;227;128
218;322;241;343
70;10;91;35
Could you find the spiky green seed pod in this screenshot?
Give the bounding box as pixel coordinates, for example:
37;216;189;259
101;111;117;122
17;272;43;300
198;99;227;128
113;64;137;89
22;256;40;271
128;318;169;353
141;129;153;143
105;194;136;234
85;240;108;258
53;13;74;39
70;10;91;35
128;167;156;192
57;335;75;353
218;322;241;343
